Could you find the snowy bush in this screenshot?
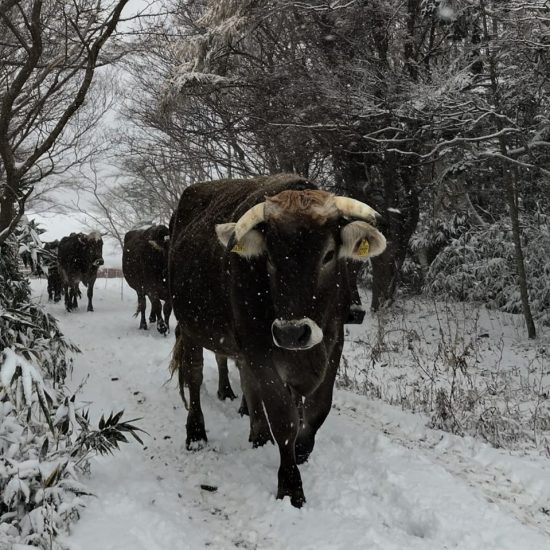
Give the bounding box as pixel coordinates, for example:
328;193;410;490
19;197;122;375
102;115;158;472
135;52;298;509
341;299;550;451
400;210;471;294
1;227;143;549
424;214;550;326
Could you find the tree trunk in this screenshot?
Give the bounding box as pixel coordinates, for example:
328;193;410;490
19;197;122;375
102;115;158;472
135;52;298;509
481;1;536;339
504;169;536;339
0;184;17;241
333;151;420;311
370;157;419;310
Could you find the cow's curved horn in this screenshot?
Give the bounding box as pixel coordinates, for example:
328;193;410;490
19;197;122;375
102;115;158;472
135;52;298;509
234;202;266;241
334;197;379;223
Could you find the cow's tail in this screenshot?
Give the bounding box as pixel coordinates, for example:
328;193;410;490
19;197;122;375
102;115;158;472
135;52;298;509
133;303;140;318
169;323;189;410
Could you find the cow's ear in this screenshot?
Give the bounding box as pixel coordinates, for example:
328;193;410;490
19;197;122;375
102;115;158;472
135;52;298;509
340;221;386;260
215;223;265;257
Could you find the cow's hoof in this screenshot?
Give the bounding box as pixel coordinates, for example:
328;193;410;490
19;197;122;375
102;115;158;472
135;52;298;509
276;484;305;508
238;396;249;416
157;321;168;335
295;449;311;465
217;386;237;401
139;323;148;330
186;434;207;451
186;419;207;450
250;416;274;447
250;431;273;448
277;464;304;508
87;306;94;312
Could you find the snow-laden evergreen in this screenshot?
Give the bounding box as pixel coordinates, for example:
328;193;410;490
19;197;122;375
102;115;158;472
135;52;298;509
0;226;142;549
421;213;550;326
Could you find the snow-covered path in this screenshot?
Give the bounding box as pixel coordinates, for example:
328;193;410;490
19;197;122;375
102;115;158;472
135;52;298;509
32;279;550;550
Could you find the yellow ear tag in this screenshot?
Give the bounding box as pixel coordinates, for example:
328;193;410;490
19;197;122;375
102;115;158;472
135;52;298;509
356;239;370;257
231;241;244;253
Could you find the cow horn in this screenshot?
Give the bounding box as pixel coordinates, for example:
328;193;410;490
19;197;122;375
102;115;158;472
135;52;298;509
234;202;266;241
148;240;163;251
333;197;380;223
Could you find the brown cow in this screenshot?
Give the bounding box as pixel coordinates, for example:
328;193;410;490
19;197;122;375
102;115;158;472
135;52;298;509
169;174;386;507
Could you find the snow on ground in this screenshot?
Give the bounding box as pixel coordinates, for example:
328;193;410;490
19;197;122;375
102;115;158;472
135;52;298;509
31;278;550;549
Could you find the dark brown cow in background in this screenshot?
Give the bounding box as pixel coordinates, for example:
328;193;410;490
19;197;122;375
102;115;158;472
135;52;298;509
58;232;104;312
169;174;386;507
123;225;172;334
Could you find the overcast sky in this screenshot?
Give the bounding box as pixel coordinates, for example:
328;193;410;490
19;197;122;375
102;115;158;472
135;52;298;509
26;1;159;268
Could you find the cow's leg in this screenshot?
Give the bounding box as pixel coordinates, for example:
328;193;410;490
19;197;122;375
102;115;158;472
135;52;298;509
72;285;79;309
295;334;344;464
254;365;304;507
162;300;172;334
172;329;207;449
152;297;167;334
216;354;237;401
65;283;78;312
239;364;271;447
137;293;147;329
185;342;207;448
238;395;249;416
53;272;62;303
149;297;157;323
86;276;97;311
64;284;71;311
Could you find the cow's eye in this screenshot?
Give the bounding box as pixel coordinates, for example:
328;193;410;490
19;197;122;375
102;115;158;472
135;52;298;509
322;250;335;265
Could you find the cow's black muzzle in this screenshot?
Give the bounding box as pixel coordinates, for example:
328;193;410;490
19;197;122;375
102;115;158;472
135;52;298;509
93;258;104;267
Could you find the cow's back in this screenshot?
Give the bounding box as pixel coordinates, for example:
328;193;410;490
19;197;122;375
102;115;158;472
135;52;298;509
169;174;316;354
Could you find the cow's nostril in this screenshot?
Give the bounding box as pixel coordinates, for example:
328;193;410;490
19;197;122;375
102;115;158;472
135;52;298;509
272;324;285;344
297;324;311;345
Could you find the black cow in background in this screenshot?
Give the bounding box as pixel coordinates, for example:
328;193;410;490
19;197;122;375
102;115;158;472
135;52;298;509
58;231;104;312
43;240;62;302
123;225;171;334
